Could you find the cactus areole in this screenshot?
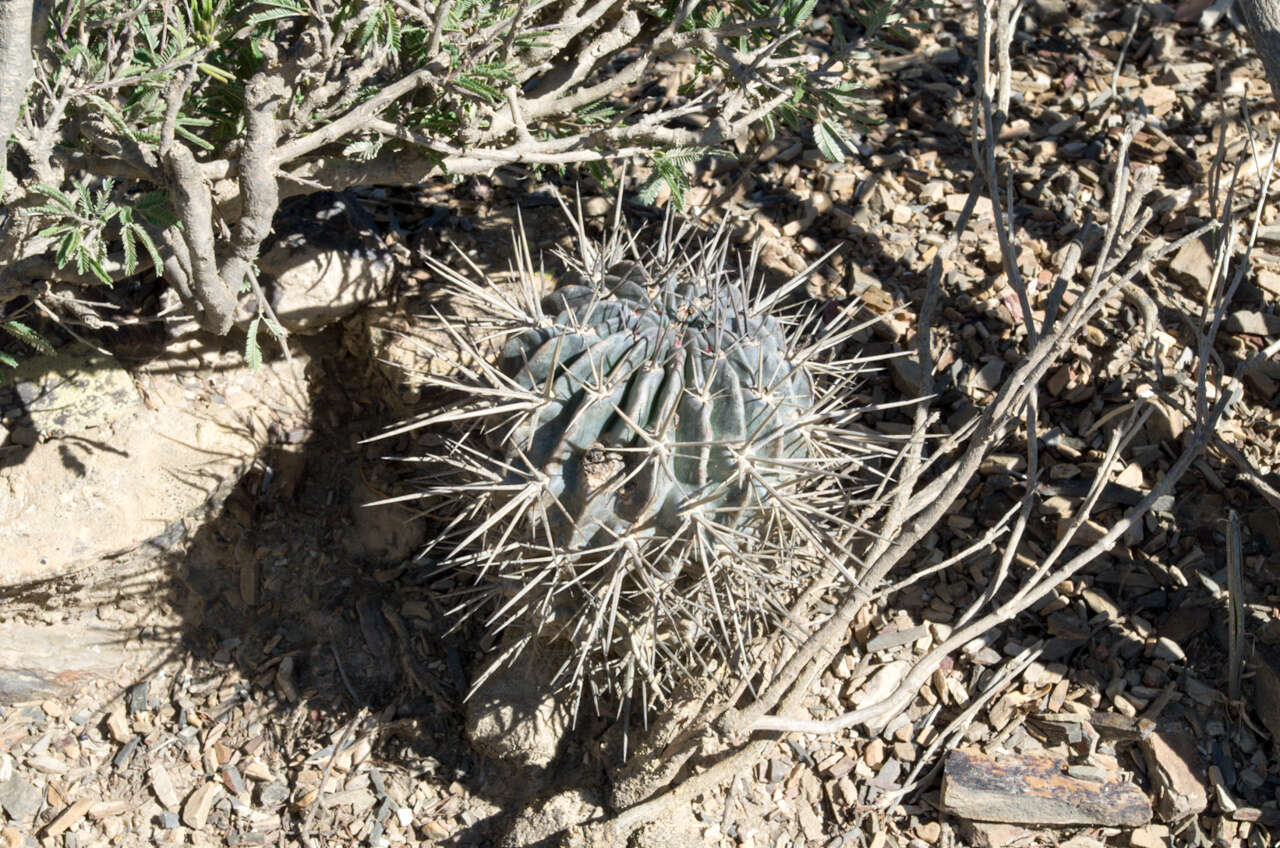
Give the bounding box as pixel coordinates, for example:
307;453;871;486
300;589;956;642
391;209;879;707
501;261;814;552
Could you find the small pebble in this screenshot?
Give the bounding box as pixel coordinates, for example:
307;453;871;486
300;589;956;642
45;798;93;837
1153;636;1186;662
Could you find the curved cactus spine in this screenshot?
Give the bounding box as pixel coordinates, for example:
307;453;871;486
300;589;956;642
374;198;894;708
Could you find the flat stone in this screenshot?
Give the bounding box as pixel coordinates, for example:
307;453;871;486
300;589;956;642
1152;637;1186;662
1159;605;1210;644
1166;238;1213;294
1030;0;1070;26
958;820;1041;848
0;339;308;590
258;193;395;334
1253;644;1280;753
45;798;94;837
0;620;154;705
1244;365;1278;400
149;765;181;811
867;625;930;653
1142;397;1187;445
0;344;138;433
0;775;42;822
258;781;289;807
940;748;1151;826
1224;310;1280;336
1256;269;1280;297
887;354;925;396
1138;729;1208;822
88;800;128;820
7;426;35;446
1130;824;1171;848
261;243;393;334
182;782;220;830
969;358;1005;393
105;707;130;744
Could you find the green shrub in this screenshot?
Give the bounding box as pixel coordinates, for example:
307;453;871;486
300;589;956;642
0;0;905;347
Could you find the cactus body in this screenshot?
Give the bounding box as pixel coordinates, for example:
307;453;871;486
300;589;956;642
500;261;813;552
387;207;882;707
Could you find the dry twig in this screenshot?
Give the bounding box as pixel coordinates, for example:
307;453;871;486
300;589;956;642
576;3;1250;841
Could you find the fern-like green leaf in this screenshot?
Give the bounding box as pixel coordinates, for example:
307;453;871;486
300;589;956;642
55;231;79;268
245;317;263;370
262;316;287;342
784;0;819;28
2;321;55;354
637;175;664;206
813;120;844;163
82;93;137;141
33;184;78;216
455;75;504;104
247;0;310;28
130;223;165;272
84;254;111;284
121;225;138;275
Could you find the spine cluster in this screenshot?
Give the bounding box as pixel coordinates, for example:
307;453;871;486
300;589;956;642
382;204;885;710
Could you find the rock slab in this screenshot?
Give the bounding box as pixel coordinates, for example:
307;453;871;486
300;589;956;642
940;748;1151;827
0;621;150;704
259;192;396;333
0;339;308;588
0;333;309;708
1138;728;1208;822
0;774;41;823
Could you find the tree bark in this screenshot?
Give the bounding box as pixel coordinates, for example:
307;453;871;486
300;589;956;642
1239;0;1280;103
0;0;35;188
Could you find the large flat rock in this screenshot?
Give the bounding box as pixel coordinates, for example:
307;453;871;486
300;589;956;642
0;619;155;703
0;334;308;589
940;748;1151;827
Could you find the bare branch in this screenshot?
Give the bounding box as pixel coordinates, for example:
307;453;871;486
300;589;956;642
0;0;35;188
219;69;286;303
426;0;456;59
1239;0;1280;103
163;142;238;334
273;68;436;164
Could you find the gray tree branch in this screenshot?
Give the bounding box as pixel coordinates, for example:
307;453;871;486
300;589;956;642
1240;0;1280;103
164;142;238;334
0;0;35;189
219;70;285;303
272;67;435;164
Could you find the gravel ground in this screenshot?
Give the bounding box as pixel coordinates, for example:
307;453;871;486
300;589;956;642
3;1;1280;847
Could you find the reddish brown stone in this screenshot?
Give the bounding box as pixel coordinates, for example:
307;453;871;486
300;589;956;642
940;748;1151;827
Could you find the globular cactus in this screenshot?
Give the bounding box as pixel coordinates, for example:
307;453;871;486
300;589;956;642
498;258;814;553
384;202;882;709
